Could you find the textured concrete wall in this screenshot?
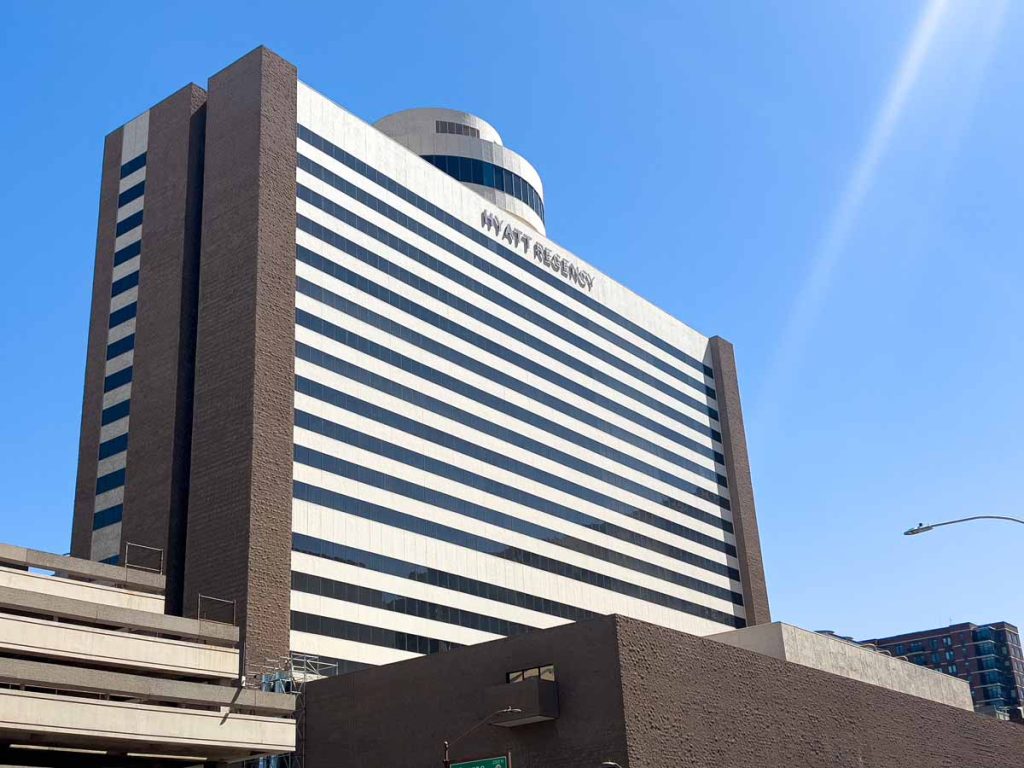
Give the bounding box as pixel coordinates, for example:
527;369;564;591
617;617;1024;767
304;615;1024;768
304;618;630;768
71;129;122;559
710;622;972;710
182;46;296;674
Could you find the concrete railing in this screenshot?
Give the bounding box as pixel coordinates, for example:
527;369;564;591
0;582;238;645
0;543;164;594
0;613;239;680
0;688;295;761
0;657;294;715
0;566;164;614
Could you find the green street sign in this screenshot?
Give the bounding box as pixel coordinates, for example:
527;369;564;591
450;758;508;768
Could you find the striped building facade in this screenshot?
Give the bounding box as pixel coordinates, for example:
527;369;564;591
71;47;769;676
88;112;149;564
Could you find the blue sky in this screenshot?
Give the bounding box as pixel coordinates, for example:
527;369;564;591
1;1;1020;639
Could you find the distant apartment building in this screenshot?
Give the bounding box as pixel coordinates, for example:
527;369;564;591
863;621;1024;716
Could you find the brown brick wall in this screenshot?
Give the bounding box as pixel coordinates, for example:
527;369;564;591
70;129;123;559
121;84;206;611
182;46;296;674
709;336;771;626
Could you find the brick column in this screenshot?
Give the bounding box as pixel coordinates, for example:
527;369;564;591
709;336;771;626
183;46;297;675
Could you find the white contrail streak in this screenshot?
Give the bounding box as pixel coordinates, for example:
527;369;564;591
753;0;950;431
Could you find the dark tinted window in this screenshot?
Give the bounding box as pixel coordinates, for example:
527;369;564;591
93;504;123;529
106;334;135;360
115;211;143;237
100;399;130;426
435;120;480;138
119;152;147;178
111;270;140;297
95;468;126;494
103;366;133;392
117;180;145;207
98;433;129;459
109;302;138;328
113;241;141;266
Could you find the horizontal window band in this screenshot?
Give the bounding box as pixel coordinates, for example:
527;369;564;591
111;270;139;297
103;366;133;393
295;207;713;409
119;152;147;178
296;283;722;467
421;154;544;221
93;504;123;530
115;210;143;237
295;162;713;400
297;276;723;465
291;610;461;656
292;571;536;639
106;333;135;360
98;433;129;460
296;242;720;452
294;413;737;585
293;533;597;625
296;222;716;416
296;375;730;544
113;240;141;267
296;244;720;438
296;307;723;493
100;399;130;426
296;332;722;483
117;180;145;207
295;345;723;498
100;554;120;565
294;481;744;628
108;301;137;329
95;467;126;495
297;232;721;469
296;128;714;380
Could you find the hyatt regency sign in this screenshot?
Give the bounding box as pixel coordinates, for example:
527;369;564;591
481;210;595;292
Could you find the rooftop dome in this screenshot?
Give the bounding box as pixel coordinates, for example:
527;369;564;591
375;108;546;234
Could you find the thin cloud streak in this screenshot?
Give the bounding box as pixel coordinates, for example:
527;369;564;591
898;0;1009;274
753;0;950;434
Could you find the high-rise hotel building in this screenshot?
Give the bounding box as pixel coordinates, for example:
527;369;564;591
70;47;770;675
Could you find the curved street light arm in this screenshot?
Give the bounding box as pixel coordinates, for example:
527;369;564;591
905;515;1024;535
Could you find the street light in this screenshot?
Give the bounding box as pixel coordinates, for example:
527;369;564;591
904;515;1024;536
600;763;624;767
442;706;522;768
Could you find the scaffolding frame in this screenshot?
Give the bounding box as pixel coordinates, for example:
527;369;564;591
243;653;339;768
